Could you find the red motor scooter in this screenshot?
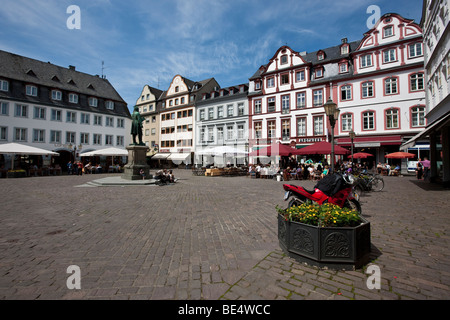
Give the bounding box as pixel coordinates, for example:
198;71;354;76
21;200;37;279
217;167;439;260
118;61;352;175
283;173;362;214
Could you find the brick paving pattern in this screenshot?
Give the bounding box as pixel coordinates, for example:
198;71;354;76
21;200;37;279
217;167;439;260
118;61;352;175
0;170;449;300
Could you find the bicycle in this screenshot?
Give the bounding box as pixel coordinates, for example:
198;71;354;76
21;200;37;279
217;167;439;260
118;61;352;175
354;173;384;196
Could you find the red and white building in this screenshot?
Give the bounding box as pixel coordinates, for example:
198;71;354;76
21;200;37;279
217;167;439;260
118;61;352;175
248;13;425;166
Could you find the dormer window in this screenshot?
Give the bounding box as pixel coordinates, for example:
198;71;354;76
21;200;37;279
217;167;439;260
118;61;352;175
105;101;114;110
51;90;62;101
341;44;349;55
69;93;78;104
317;52;325;60
315;67;324;78
339;61;348;73
26;85;38;96
89;97;98;107
255;81;261;90
0;80;9;92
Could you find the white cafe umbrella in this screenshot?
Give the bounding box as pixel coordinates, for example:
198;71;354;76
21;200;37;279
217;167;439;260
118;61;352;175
81;147;128;157
0;142;59;169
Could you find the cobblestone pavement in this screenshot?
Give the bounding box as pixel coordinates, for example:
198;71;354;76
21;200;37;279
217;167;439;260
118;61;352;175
0;169;449;300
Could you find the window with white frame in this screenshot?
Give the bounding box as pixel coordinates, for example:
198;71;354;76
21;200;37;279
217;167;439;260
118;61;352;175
217;127;224;140
14;128;27;142
80;133;89;144
200;128;205;142
66;111;76;123
89;97;98;107
313;90;323;106
33;106;46;120
227;105;234;117
0;102;8;115
267;97;276;113
411;106;426;127
94;115;102;126
385;77;398;95
117;118;124;128
297;118;306;136
15;104;28;117
268;121;276;138
0;127;7;141
116;136;124;146
383;49;396;63
50;130;61;143
0;80;8;91
280;55;288;65
340;85;352;101
313;116;324;135
26;85;38;96
383;25;393;38
341;113;352;131
297;92;306;108
254;122;262;139
66;131;76;144
199;109;205;120
80;113;90;124
385;108;399;129
281;95;290;114
106;117;114;127
409;43;423;58
238;103;244;116
267;77;275;88
51;90;62;100
208;108;214;119
361;54;373;68
362;81;374;98
238;125;244;139
296;70;305;82
33;129;45;143
254;100;262;114
339;63;348;73
282;120;290;141
51;109;61;122
218;106;224;118
208;127;214;141
410;73;424;91
227;125;234;140
315;68;323;78
105;135;113;145
362;111;375;130
105;101;114;110
68;93;78;103
93;134;102;145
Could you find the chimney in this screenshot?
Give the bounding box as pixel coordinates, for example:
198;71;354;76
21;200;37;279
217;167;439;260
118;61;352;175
69;65;76;71
341;38;348;44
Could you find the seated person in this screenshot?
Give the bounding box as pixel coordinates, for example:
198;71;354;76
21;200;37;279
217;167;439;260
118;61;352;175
389;164;401;175
155;169;168;183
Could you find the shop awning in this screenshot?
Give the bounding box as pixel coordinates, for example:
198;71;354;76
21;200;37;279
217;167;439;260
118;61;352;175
337;135;403;147
401;113;450;150
168;153;190;161
151;153;171;160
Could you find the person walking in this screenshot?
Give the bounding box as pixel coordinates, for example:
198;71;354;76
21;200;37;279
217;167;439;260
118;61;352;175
421;157;431;181
416;158;423;180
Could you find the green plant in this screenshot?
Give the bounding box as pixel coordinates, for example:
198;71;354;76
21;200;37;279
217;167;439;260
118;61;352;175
276;201;361;228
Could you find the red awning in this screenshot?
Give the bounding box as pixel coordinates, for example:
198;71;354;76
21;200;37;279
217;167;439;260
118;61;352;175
337;135;403;147
295;141;350;155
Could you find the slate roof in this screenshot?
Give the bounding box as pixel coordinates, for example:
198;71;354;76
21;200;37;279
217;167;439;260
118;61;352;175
0;50;130;118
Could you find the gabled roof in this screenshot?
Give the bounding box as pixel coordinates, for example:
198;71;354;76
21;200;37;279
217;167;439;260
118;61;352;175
0;50;125;103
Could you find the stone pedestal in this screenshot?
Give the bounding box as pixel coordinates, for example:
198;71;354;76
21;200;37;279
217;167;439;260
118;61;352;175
122;145;151;180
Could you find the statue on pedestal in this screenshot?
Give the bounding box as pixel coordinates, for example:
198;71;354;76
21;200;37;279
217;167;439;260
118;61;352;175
131;106;145;146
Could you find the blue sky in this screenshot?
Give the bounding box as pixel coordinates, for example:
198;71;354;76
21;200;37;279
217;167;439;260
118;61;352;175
0;0;423;112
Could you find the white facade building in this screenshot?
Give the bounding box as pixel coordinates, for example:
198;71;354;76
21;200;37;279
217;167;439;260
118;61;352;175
0;50;131;171
195;84;249;167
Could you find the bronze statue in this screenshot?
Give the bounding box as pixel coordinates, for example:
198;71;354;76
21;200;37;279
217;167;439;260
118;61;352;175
131;106;145;145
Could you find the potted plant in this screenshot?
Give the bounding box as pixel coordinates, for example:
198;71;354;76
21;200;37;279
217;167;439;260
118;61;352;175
276;202;371;270
7;169;27;178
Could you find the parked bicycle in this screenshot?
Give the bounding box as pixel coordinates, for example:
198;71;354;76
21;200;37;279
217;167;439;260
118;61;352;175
353;173;384;198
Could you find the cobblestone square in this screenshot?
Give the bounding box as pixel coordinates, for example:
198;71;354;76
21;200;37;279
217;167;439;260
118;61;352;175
0;170;449;300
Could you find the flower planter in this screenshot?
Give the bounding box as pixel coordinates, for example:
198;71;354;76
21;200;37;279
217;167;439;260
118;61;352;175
7;171;27;178
278;213;371;270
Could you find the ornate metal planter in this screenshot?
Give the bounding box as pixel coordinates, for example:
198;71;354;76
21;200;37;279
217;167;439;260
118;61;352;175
278;213;371;270
7;171;27;178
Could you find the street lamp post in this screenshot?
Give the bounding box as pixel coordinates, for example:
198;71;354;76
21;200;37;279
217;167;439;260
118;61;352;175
323;98;340;173
349;130;356;170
